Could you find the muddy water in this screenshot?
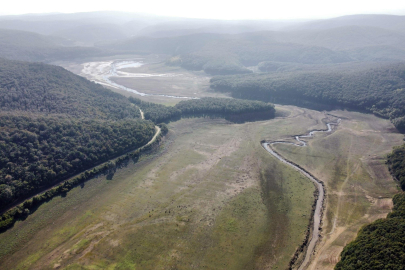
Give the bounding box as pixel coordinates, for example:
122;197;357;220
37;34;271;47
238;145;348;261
81;60;196;99
262;118;340;270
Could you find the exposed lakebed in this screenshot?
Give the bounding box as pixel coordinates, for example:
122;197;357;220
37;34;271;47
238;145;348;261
262;116;340;269
81;60;194;99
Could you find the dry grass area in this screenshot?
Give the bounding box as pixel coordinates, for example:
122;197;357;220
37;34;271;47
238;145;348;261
272;110;404;270
0;107;316;270
0;106;401;270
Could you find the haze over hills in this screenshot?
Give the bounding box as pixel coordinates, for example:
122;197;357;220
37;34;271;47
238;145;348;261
287;14;405;32
2;9;405;270
52;23;128;46
1;12;405;65
0;28;101;61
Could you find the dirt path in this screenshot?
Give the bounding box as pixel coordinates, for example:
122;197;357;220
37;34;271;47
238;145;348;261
144;126;161;148
262;115;340;269
138;108;161;148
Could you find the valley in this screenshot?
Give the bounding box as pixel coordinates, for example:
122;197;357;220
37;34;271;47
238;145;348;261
1;10;405;270
0;105;401;269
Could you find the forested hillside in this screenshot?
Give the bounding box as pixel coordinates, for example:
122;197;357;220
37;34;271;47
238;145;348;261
128;97;182;123
129;97;275;123
102;33;352;75
0;58;140;119
0;58;158;214
211;63;405;131
0;29;100;62
102;20;405;75
388;145;405;190
0;116;155;210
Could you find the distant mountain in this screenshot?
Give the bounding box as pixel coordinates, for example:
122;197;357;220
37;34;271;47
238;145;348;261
288;14;405;32
102;33;224;54
0;11;181;36
132;19;300;38
274;25;405;50
0;19;84;35
0;28;100;61
52;23;128;45
0;12;303;39
103;32;353;75
3;12;405;72
121;20;152;37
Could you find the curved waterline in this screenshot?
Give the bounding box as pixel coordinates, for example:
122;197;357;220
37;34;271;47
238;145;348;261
82;60;198;99
261;116;340;269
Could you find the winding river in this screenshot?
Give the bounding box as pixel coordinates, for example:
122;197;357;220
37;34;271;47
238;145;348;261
262;117;340;269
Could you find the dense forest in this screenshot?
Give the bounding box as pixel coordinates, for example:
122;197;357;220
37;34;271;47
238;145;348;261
175;97;275;122
387;145;405;190
0;58;140;119
210;63;405;131
129;97;276;123
0;58;161;215
0;115;155;210
128;97;182;123
0;121;166;232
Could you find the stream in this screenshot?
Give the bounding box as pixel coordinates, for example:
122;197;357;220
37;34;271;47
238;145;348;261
261;117;340;269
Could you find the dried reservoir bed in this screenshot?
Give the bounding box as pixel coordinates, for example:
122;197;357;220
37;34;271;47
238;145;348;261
0;106;402;270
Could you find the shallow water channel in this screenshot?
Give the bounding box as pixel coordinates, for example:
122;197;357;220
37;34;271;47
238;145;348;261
81;60;195;99
262;118;340;269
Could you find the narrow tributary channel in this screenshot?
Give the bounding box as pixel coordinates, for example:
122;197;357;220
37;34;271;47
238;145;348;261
261;118;340;269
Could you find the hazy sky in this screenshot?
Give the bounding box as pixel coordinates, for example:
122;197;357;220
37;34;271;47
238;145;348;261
2;0;405;20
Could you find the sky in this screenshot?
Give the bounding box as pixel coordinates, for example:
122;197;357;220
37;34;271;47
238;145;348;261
2;0;405;20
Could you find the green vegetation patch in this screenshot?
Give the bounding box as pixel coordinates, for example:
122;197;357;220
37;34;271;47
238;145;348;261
130;96;275;124
0;58;140;120
387;144;405;190
0;115;155;211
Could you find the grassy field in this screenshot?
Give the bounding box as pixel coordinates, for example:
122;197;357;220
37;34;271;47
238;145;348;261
0;106;401;270
272;110;404;269
0;107;318;270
